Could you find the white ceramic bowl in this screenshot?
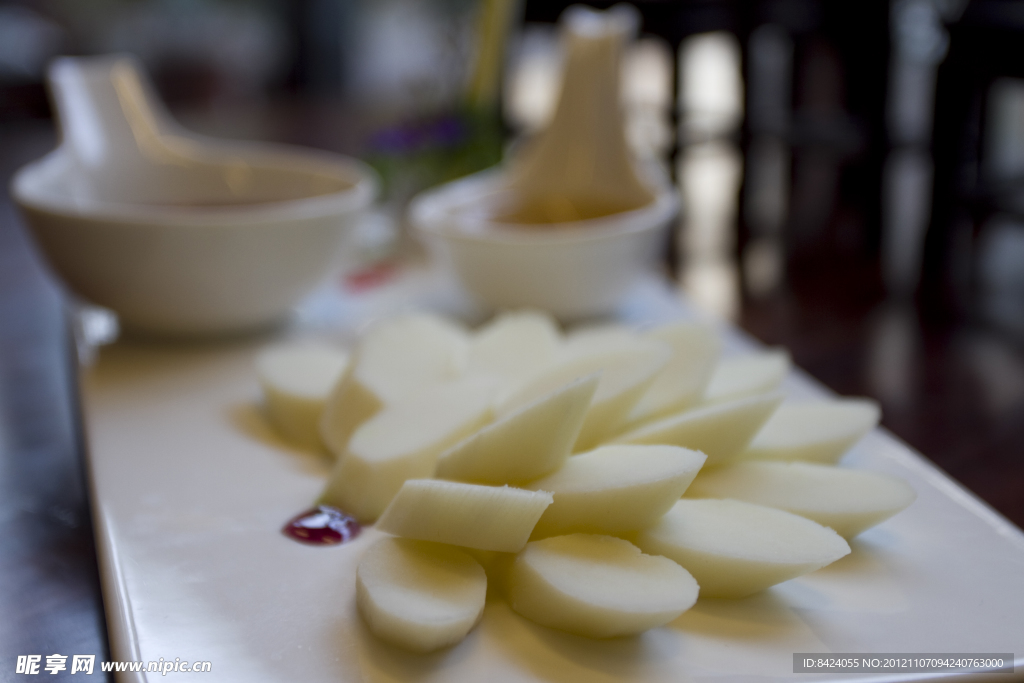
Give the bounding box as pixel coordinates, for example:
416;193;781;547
11;56;377;337
409;169;678;319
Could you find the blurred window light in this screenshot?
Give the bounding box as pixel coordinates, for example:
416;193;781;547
0;5;64;80
676;32;744;318
680;259;741;321
883;0;946;297
888;0;946;145
743;236;784;298
977;217;1024;339
985;79;1024;182
347;0;475;112
623;37;673;157
743;25;791;298
892;0;948;64
882;149;933;296
887;57;939;145
867;304;920;409
747;24;791;134
745;137;789;235
623;37;672;111
964;331;1024;415
679;32;743;138
504;25;562;131
680;141;742;258
678;140;743;320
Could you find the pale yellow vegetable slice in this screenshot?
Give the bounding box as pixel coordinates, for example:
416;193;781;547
479;551;517;597
686;461;916;538
498;339;671;452
563;324;638;354
356;538;486;653
739;399;881;464
635;499;850;598
525;445;706;538
613;393;783;467
467;310;561;389
255;342;348;452
702;350;790;404
508;534;699;638
626;322;721;426
319;313;468;456
319;379;495;522
436;375;598;485
376;479;553;553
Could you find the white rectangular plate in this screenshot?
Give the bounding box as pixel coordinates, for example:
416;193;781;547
82;272;1024;682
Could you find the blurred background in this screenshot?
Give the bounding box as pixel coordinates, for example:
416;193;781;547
1;0;1023;649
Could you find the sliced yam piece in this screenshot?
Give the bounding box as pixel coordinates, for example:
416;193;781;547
525;445;707;538
685;461;916;538
739;399;881;464
356;537;487;653
702;350;790;404
450;547;517;599
563;324;638;354
319;379;495;522
498;339;671;452
508;534;699;638
461;547;501;570
613;393;783;467
436;375;598;485
255;342;349;452
376;479;553;553
634;499;850;598
467;310;562;389
480;551;517;597
320;313;469;456
627;322;721;426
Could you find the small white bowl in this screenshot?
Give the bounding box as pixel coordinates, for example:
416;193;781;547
409;169;678;319
11;55;377;338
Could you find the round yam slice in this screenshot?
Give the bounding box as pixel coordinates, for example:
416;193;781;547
685;461;916;538
508;534;699;638
255;342;349;452
635;499;850;598
467;310;561;389
320;313;468;456
356;538;486;653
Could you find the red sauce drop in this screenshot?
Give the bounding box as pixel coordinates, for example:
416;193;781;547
283;505;361;545
344;262;397;292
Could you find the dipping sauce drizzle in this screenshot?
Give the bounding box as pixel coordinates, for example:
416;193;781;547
283;505;361;545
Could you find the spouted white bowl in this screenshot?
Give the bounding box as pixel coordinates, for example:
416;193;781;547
409;170;678;320
11;55;377;337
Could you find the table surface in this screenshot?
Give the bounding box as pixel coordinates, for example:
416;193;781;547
2;111;1023;679
80;271;1024;683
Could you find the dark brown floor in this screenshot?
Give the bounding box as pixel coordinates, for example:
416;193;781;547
742;254;1024;530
